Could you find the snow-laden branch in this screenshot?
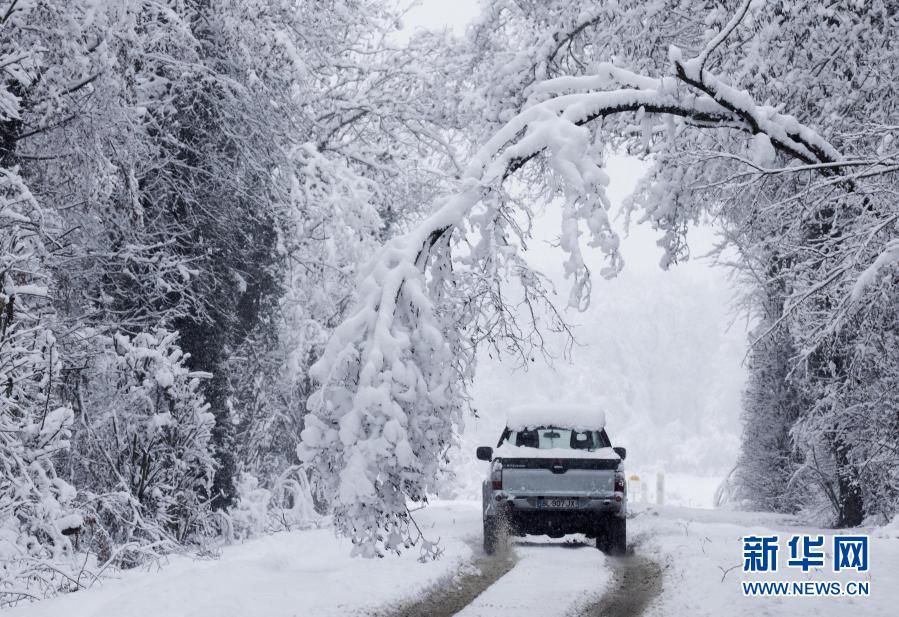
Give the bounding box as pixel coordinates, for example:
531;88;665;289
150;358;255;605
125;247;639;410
672;50;842;168
691;0;754;75
297;35;860;554
298;81;627;556
295;0;898;551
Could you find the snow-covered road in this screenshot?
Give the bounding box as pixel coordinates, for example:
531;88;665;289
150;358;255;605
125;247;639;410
442;540;610;617
7;502;899;617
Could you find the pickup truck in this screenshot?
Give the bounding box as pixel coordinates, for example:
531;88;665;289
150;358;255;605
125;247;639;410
476;405;627;554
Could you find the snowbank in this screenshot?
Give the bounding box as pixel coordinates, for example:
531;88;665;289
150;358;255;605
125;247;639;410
6;502;482;617
632;504;897;617
505;404;606;430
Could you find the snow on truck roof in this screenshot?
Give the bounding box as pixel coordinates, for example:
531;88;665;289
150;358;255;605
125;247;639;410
505;404;606;431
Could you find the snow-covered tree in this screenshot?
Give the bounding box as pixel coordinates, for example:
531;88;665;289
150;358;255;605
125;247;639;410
302;0;899;551
733;315;808;514
221;3;461;507
67;330;215;558
1;0;895;588
0;166;80;604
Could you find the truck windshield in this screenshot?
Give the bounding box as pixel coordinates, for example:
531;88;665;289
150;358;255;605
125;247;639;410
501;427;611;450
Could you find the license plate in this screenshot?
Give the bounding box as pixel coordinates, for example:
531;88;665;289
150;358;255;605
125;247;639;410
538;498;579;509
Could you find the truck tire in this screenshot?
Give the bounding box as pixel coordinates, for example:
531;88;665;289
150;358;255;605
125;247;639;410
483;516;501;555
596;518;626;554
607;517;626;555
595;526;608;552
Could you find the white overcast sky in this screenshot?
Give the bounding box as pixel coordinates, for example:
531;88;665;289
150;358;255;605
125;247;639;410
399;0;482;36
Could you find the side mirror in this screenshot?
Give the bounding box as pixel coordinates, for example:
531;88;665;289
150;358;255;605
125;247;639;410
613;446;627;460
476;446;493;461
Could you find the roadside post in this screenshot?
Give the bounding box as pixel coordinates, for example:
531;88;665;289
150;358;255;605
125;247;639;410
629;474;642;503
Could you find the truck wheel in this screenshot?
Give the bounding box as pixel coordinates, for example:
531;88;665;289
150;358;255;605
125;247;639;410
607;517;626;555
595;527;608;552
596;518;626;554
484;516;500;555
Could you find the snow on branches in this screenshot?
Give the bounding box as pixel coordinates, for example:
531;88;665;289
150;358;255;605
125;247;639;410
299;0;899;552
299;55;656;554
1;167;79;604
70;329;216;550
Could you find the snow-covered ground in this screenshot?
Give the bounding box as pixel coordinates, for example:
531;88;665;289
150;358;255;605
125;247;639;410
632;503;896;617
6;503;484;617
8;500;897;617
4;501;607;617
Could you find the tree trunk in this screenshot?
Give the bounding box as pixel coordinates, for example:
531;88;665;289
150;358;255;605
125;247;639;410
833;437;864;526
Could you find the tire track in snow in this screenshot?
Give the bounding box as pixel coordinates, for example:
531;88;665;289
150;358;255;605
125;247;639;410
581;527;663;617
379;537;612;617
580;553;662;617
452;539;611;617
377;540;516;617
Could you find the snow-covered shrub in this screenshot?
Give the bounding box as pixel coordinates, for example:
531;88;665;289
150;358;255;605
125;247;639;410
0;397;82;605
228;468;320;540
0;169;82;604
67;330;216;562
